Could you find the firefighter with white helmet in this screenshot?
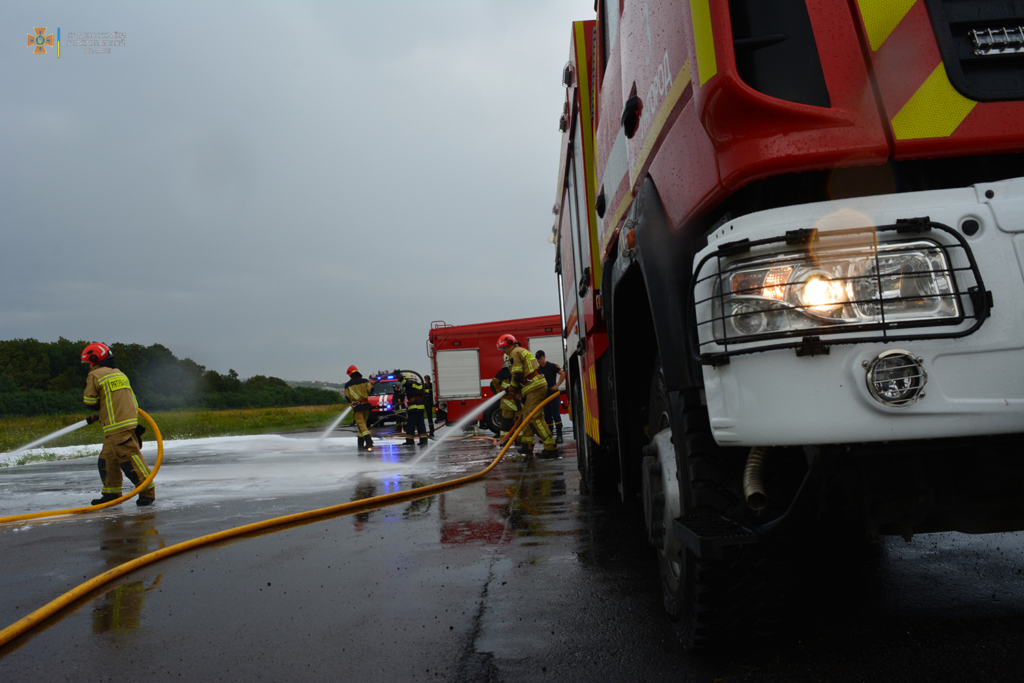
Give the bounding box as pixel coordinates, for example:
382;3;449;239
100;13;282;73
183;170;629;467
400;373;429;446
345;365;373;450
497;334;558;456
81;343;156;506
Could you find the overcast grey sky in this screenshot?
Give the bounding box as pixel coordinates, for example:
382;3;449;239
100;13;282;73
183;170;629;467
2;1;585;383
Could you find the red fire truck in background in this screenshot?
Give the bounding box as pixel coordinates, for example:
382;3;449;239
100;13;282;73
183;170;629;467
428;316;565;434
366;371;404;427
554;1;1024;648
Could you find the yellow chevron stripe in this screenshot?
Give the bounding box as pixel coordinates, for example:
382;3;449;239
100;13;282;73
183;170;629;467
856;0;917;51
585;364;600;444
690;0;716;86
891;62;977;140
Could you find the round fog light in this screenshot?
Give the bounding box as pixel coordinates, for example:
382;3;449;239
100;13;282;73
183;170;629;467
866;350;926;407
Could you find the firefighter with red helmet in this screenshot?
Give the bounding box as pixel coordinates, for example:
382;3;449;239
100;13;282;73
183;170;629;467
497;335;558;457
345;365;373;450
81;343;156;506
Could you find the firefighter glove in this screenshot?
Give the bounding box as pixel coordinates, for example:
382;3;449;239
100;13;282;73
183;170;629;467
86;415;100;425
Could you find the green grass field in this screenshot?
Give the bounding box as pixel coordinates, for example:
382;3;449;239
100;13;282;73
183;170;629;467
0;404;352;467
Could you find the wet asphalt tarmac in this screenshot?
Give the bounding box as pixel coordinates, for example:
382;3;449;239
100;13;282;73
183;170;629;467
1;422;1023;682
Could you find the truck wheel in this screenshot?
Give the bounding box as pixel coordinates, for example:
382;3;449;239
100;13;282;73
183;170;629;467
482;403;502;435
644;361;777;649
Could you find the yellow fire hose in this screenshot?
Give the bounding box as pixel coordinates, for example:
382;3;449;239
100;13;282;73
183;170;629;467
0;392;560;649
0;409;165;525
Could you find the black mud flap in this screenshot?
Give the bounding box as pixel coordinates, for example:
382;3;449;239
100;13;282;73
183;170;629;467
674;512;760;561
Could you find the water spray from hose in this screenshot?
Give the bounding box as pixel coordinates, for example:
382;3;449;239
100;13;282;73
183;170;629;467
6;419;92;457
316;406;353;449
409;390;506;466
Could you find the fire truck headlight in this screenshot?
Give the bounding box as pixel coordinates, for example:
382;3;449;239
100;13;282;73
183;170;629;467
795;270;843;314
711;239;959;342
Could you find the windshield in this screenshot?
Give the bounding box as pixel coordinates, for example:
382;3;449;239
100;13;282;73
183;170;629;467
370;381;399;396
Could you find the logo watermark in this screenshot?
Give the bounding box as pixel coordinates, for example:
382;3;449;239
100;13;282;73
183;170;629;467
26;27;127;56
26;27;54;55
67;31;126;54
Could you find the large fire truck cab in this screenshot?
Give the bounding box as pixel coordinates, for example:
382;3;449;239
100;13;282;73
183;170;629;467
555;1;1024;648
428;316;564;434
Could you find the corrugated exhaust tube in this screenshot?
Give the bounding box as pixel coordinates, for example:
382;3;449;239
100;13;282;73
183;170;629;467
743;446;769;511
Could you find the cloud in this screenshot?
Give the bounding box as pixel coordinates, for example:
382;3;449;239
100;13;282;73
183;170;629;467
1;1;586;382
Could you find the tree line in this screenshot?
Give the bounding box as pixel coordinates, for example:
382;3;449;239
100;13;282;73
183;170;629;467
0;338;343;416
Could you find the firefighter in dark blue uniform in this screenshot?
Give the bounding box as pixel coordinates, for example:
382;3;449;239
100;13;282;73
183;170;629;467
423;375;436;436
401;374;429;446
536;350;566;444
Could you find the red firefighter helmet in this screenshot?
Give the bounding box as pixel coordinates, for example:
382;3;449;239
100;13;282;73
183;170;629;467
346;365;359;375
496;334;517;349
81;342;112;366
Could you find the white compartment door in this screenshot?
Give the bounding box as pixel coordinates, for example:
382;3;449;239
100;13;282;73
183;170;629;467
435;349;482;399
526;335;564;365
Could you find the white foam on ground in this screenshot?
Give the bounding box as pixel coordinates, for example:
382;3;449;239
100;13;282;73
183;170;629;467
0;433;364;468
0;444;103;468
0;433;462;517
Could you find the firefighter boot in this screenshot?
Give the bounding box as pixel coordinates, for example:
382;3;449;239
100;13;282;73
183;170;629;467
556;424;564;444
419;435;429;446
404;438;415;447
519;442;533;457
357;436;365;449
364;435;374;449
121;462;156;506
91;493;120;506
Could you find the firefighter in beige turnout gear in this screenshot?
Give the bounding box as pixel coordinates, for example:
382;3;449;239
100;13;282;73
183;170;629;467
498;335;558;456
81;343;155;507
490;355;522;444
345;365;374;450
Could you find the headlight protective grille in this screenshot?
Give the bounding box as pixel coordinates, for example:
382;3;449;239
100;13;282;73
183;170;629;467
689;219;990;365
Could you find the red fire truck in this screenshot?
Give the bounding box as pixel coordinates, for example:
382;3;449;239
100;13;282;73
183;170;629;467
554;2;1024;648
427;316;564;433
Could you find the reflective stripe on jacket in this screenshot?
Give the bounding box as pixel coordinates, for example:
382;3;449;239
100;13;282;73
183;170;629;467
345;375;373;411
491;367;518;411
401;377;425;410
507;346;547;395
84;366;139;434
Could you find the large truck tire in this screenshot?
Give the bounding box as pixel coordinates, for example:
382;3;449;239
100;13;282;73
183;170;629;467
482;403;502;435
644;360;781;649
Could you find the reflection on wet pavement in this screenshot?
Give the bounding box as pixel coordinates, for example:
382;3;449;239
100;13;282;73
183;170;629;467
2;426;1023;682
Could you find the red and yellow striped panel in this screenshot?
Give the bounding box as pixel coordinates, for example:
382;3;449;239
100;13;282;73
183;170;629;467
854;0;1024;157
